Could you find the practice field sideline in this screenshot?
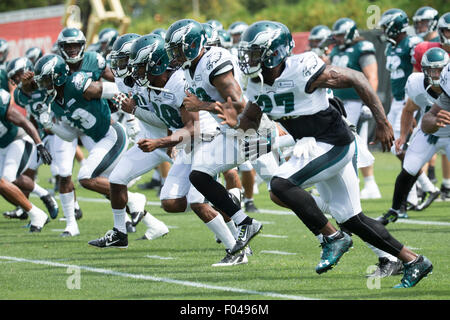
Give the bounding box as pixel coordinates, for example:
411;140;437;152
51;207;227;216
0;152;449;300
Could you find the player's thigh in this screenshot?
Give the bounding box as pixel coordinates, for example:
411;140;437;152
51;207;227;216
403;130;437;176
109;144;170;185
316;161;361;224
274;141;356;189
3;138;34;182
78;123;128;180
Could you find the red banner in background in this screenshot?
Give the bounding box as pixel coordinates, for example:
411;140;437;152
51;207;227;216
292;32;310;54
0;5;65;114
0;5;65;60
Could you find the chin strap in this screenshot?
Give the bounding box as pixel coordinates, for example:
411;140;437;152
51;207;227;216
146;83;171;93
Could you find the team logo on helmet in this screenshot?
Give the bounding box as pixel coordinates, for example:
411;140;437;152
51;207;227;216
248;28;282;47
169;23;194;43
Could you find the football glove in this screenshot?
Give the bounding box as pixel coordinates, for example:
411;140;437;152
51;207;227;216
39;111;53;129
36;143;52;165
292;137;320;160
126;117;141;141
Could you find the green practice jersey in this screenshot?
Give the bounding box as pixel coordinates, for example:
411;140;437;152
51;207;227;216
52;71;111;142
330;40;376;100
78;51;106;81
385;35;422;101
14;87;48;139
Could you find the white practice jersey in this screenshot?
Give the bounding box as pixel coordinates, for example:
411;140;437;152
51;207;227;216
405;72;438;117
434;64;450;137
245;52;329;120
147;69;186;132
184;46;241;134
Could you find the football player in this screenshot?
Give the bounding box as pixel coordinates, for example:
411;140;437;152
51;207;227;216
308;25;332;63
413;6;440;41
0;88;52;232
3;57;60;221
33;54;145;238
330;18;382;200
380;48;449;225
0;39;10;92
216;21;433;288
87;34;171;248
165;19;259;263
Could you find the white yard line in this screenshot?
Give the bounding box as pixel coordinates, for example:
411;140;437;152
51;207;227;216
145;255;175;260
260;234;288;239
0;256;316;300
261;250;297;255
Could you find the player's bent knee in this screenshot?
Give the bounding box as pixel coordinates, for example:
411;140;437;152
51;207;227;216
161;198;187;213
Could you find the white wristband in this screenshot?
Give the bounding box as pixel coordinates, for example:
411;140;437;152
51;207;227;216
101;81;119;99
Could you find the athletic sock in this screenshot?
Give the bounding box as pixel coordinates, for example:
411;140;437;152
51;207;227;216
225;220;239;239
33;183;49;198
418;172;437;192
205;214;236;250
60;191;77;231
231;209;250;226
366;243;398;262
113;208;127;234
442;179;450;189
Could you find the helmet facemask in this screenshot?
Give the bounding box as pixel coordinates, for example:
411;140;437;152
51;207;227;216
110;52;131;78
60;41;85;64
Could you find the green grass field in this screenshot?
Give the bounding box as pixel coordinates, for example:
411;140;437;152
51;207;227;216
1;152;449;301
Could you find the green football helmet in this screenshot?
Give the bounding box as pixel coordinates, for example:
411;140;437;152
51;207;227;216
110;33;140;78
238;20;290;78
165;19;206;70
332;18;359;49
378;9;409;44
413;6;439;38
33;54;70;96
25;47;44;66
229;22;248;36
57;27;86;64
0;39;8;65
129;34;169;87
277;22;294;55
206;19;223;30
98;27;119;57
202;23;220;47
421;47;449;86
151;28;166;39
438;13;450;46
218;29;232;49
6;57;34;85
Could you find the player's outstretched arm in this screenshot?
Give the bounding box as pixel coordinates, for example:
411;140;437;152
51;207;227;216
215;98;262;131
309;65;394;152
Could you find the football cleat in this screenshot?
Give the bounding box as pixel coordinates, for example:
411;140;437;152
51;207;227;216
40;194;59;219
212;250;248;267
130;210;146;227
376;209;399;226
126;221;136;233
394;255;433;288
88;228;128;249
366;257;403;278
137;178;160;190
244;200;259;213
415;190;441;211
75;207;83;220
441;184;450;201
29;217;50;233
360;186;382;199
3;207;28;220
316;231;352;274
230;219;262;255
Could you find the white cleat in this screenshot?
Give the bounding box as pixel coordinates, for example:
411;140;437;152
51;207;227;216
127;192;147;214
212;250;248;267
140;213;169;240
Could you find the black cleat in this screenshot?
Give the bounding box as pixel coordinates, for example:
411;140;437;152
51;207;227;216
137;179;160;190
366;257;404;278
40;194;59;219
75;207;83;220
376;209;399;226
3;207;28;220
244;200;259;213
88;228;128;248
441;185;450;201
130;211;146;227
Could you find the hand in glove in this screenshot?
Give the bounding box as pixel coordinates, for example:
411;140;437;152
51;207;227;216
36;143;52;165
126;117;141;141
39;111;53;129
292;137;320;160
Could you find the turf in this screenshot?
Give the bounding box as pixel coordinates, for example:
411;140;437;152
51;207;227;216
0;151;449;300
